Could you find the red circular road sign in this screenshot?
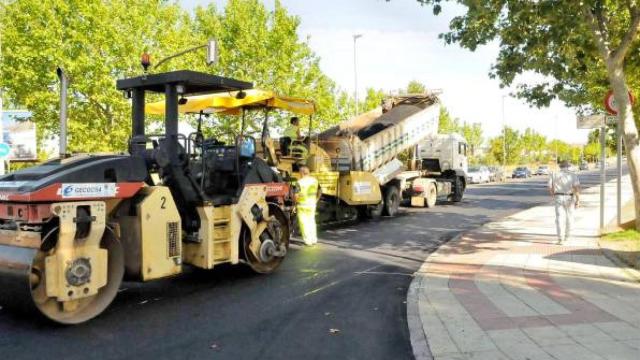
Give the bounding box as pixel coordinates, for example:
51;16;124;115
604;90;635;115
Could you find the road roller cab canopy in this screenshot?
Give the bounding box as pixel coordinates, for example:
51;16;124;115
144;89;316;116
116;70;253;148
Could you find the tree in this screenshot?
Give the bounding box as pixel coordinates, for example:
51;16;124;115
488;126;522;165
587;127;617;153
187;0;341;133
412;0;640;228
584;142;600;163
0;0;342;155
0;0;188;152
406;80;427;94
362;88;386;111
460;122;483;159
521;128;547;162
547;140;583;164
438;106;460;134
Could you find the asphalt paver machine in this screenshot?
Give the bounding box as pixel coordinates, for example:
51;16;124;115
144;88;316;179
0;70;292;324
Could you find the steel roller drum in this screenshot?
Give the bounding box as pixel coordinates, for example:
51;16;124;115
0;244;39;314
0;228;124;324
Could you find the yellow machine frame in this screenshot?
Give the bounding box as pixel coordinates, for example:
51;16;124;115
146;91;385;209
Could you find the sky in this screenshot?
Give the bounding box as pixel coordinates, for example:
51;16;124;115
183;0;590;145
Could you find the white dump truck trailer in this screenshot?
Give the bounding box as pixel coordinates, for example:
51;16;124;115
304;94;467;222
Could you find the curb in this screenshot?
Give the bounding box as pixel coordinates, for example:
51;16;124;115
599;246;640;282
406;233;464;360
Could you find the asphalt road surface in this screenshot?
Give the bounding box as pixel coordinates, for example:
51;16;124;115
0;168;624;360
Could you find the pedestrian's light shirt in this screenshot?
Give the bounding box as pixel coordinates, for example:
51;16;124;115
548;171;580;194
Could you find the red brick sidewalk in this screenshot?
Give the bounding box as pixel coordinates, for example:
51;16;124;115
407;177;640;360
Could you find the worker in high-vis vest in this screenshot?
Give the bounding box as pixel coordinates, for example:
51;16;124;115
280;117;300;156
295;166;321;246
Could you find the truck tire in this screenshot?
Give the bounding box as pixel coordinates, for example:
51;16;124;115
383;185;400;216
450;176;464;202
358;201;383;220
425;183;437;208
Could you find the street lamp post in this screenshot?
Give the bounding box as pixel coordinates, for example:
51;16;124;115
353;34;363;117
502;95;506;171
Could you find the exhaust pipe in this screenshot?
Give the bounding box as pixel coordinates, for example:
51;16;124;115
56;67;68;157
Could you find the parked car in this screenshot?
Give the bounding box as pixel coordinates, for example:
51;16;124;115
467;166;491;184
535;165;550;176
488;166;506;182
579;161;589;171
512;166;531;178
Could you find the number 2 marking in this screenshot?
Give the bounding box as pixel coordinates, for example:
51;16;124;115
160;196;166;209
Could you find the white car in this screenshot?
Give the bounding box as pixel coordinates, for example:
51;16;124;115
535;165;550;176
467;166;491;184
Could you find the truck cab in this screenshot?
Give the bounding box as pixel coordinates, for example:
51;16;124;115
399;133;468;208
417;133;468;175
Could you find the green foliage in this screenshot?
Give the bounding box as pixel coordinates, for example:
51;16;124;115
412;1;637;113
486;126;583;165
438;106;460;134
362;88;386;111
406;80;426;94
521;128;547;162
587;127;617;153
460;122;482;157
603;229;640;242
189;0;340;132
1;0;187;153
438;108;484;163
0;0;342;155
583;131;614;162
488;126;523;165
583;142;600;163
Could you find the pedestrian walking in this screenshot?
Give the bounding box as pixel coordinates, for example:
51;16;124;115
548;160;580;244
295;166;321;246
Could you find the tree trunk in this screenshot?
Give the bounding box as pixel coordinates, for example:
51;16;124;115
607;65;640;229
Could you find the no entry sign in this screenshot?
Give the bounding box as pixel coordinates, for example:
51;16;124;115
604;90;635;115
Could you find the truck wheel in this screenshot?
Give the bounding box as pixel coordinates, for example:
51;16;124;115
382;185;400;216
450;176;464;202
357;201;383;220
425;183;437;208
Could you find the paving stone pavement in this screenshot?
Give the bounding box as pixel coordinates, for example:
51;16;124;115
407;176;640;360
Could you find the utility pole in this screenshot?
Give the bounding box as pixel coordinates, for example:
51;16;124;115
353;34;363;117
502;95;506;170
554;115;559;162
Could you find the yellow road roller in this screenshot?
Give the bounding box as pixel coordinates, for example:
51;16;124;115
0;70;292;324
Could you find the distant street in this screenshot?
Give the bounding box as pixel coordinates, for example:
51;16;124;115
0;167;625;360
